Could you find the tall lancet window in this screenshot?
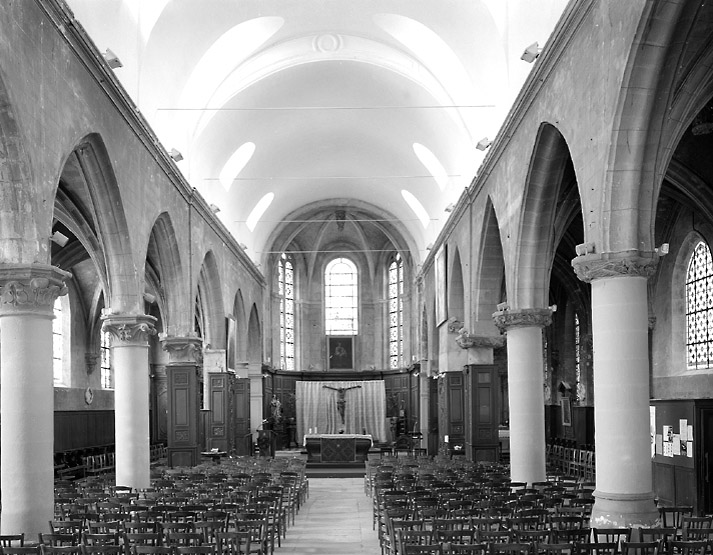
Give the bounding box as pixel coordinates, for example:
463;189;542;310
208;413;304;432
101;329;112;389
279;253;295;370
325;257;358;335
686;240;713;369
53;296;65;385
389;253;404;368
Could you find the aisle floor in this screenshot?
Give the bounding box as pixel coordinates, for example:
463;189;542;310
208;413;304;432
278;477;381;554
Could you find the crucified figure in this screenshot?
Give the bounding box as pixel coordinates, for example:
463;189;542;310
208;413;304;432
323;384;362;425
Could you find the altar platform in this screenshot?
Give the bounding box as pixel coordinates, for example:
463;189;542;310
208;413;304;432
303;434;373;467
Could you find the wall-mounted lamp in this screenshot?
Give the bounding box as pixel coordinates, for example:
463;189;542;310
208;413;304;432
575;242;595;256
239;243;248;250
549;304;557;313
426;243;434;250
520;42;541;63
209;204;220;214
143;292;157;304
496;302;509;312
445;203;455;213
476;137;492;151
50;230;70;247
656;243;670;255
169;148;183;162
102;48;123;69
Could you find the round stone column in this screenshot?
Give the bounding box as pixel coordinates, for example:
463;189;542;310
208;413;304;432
0;264;70;536
573;252;659;527
493;308;552;485
102;313;156;489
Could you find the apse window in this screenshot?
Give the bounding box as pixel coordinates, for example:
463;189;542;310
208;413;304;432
686;240;713;369
100;329;112;389
325;257;358;335
389;253;404;369
279;253;295;370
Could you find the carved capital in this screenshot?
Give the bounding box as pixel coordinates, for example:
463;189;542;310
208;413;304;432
571;252;659;283
101;314;157;346
493;307;553;333
447;317;463;334
0;264;71;316
455;329;506;350
160;335;204;365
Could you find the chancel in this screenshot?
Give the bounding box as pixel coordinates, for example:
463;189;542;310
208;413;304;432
2;0;713;541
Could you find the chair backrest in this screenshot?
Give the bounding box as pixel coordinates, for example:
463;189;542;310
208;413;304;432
215;531;251;555
442;544;488;555
668;540;709;555
79;546;125;555
130;547;174;555
1;548;40;555
682;528;713;542
534;543;575;555
573;542;618;555
592;528;632;544
620;541;661;555
38;534;78;547
681;516;713;530
0;535;25;547
658;507;694;529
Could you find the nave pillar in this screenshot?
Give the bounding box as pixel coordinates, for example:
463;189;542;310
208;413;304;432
0;264;71;536
247;362;264;437
493;308;552;484
572;254;658;527
102;314;156;488
160;336;202;467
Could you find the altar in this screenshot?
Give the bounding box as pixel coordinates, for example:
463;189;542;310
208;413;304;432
303;434;373;465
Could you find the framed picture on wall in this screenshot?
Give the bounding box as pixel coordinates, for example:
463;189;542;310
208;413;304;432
561;397;572;427
435;245;448;325
328;336;354;369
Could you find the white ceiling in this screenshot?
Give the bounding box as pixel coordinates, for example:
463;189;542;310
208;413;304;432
67;0;569;266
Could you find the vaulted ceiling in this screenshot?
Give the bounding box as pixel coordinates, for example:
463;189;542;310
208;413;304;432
67;0;569;267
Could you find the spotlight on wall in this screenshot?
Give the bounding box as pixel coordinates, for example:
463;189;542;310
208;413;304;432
476;137;492;151
209;204;220;214
549;304;557;313
169;148;183;162
520;41;541;63
426;243;434;250
445;203;455;213
239;243;248;250
50;230;70;247
496;302;509;312
656;243;670;255
143;292;157;304
575;242;595;256
102;48;123;69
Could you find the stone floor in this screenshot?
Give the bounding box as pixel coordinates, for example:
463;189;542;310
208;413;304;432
278;477;381;554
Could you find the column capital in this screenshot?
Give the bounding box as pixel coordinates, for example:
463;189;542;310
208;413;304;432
571;251;659;283
493;307;553;333
160;335;203;365
455;329;506;350
0;263;71;316
101;313;157;346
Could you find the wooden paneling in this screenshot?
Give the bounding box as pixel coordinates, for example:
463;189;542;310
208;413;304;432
206;373;230;452
233;378;251;455
54;411;114;451
466;365;499;462
167;365;199;467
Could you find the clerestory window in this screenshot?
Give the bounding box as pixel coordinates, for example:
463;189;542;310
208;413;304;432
279;253;295;370
686;240;713;369
325;257;358;335
388;254;404;369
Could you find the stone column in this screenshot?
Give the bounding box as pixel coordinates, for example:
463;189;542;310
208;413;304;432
0;264;70;536
493;308;552;485
248;362;264;435
573;252;659;527
161;335;202;467
102;313;156;488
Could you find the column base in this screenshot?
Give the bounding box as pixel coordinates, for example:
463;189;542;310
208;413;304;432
590;490;659;528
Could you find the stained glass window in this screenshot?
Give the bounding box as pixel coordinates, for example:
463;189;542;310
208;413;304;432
389;254;404;369
325;257;358;335
53;297;64;384
279;253;295;370
686;241;713;369
574;312;581;402
100;329;112;389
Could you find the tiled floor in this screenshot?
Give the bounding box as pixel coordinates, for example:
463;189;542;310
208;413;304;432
278;477;381;554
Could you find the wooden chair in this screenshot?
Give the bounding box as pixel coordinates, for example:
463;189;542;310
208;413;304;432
175;547;215;555
38;534;78;547
79;533;121;546
572;542;618;555
534;544;576;555
441;544;488;555
215;531;251;555
79;546;124;555
619;541;661;555
0;535;25;547
39;547;82;555
122;533;163;548
489;543;532;555
592;528;631;545
130;547;174;555
639;528;677;551
658;507;694;531
667;541;709;555
1;548;39;555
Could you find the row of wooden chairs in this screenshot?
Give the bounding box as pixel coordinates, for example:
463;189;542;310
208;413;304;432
547;446;595;481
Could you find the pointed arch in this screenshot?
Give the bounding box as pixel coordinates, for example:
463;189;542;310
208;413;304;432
195;251;225;348
146;212;183;335
247;303;262;363
474;199;506;322
514;123;573;308
447;246;465;324
233;290;248;362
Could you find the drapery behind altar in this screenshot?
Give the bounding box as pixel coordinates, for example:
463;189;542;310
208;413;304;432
296;381;386;442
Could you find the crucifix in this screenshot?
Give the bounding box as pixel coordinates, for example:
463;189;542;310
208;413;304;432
323;384;362;426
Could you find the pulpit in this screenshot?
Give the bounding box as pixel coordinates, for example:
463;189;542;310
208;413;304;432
303;434;372;465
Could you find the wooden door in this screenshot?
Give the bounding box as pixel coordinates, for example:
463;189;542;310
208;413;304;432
232;377;251;455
